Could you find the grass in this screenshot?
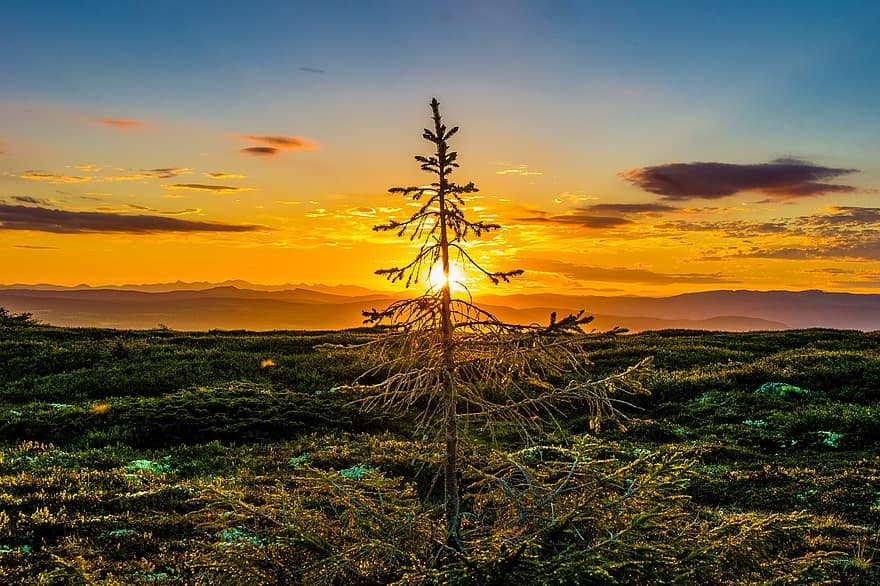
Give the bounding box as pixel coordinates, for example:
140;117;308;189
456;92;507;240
1;323;878;584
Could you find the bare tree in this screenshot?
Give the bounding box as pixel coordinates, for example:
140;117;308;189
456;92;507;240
326;98;649;551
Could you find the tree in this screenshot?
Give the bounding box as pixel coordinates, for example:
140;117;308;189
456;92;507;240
0;307;36;327
327;98;649;551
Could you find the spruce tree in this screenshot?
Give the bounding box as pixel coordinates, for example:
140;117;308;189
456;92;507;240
331;98;648;550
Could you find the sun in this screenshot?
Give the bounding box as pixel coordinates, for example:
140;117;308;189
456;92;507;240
428;261;467;293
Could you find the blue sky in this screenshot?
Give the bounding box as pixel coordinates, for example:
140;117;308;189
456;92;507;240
2;1;879;293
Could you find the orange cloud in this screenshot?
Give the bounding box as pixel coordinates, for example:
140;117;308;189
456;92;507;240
100;118;143;129
126;204;202;216
165;183;254;193
245;135;316;150
496;164;543;177
19;170;91;184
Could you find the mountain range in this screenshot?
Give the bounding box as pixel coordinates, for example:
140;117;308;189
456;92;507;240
0;282;878;332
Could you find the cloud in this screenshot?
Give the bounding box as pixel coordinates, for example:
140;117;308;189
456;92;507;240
514;202;681;231
298;66;326;74
516;210;632;229
100;118;143;129
161;208;201;216
164;183;254;193
660;219;791;238
14;167;189;184
142;167;190;179
244;135;316;150
0;204;264;234
806;206;880;226
343;206;376;218
664;206;880;261
205;172;245;179
669;206;880;236
805;267;854;275
516;257;733;284
104;167;191;181
619;158;860;201
496;165;543;176
730;241;880;261
14;244;60;250
241;146;279;157
18;170;91;184
10;196;51;205
127;203;202;216
579;203;678;214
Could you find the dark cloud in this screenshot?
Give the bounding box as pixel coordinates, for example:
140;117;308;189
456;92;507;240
664;206;880;262
298;66;326;74
11;196;50;205
241;146;280;157
730;241;880;261
579;203;678;214
160;208;201;216
205;172;245;179
165;183;253;193
245;135;316;150
142;167;190;179
619;158;859;201
805;206;880;227
667;206;880;237
660;219;792;238
100;118;143;129
14;244;59;250
516;211;632;229
805;268;854;275
515;202;681;231
516;257;733;284
0;204;264;234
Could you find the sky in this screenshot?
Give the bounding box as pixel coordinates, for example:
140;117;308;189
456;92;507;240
2;0;879;296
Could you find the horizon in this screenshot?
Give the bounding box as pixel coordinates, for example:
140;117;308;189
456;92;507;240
2;278;880;299
2;2;879;297
2;282;879;333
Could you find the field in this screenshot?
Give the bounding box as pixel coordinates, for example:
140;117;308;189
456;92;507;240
1;322;878;584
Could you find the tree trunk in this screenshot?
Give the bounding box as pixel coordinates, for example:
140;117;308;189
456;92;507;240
432;98;460;550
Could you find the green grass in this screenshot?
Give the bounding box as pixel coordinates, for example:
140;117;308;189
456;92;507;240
1;323;878;584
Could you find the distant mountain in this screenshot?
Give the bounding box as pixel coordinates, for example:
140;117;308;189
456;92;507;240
0;280;381;297
479;290;880;331
3;284;876;331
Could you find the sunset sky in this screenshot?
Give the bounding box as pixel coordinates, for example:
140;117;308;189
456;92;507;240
2;1;879;295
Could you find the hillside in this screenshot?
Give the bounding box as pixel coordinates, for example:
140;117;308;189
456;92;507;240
2;284;878;331
1;324;878;583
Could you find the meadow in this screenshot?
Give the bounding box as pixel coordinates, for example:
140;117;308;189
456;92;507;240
0;321;878;584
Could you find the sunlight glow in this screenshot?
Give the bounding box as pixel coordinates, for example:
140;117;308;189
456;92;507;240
428;262;467;293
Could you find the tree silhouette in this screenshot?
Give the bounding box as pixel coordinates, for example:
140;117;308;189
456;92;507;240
328;98;648;551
